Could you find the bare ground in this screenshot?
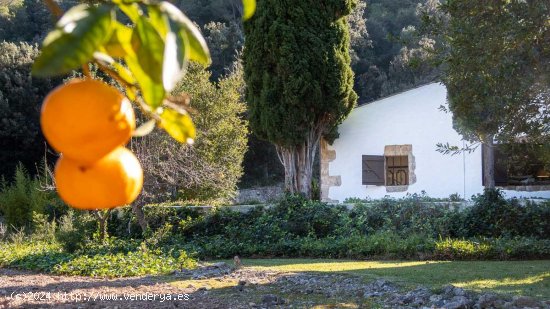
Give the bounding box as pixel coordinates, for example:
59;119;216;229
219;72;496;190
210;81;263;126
2;266;291;309
0;265;377;308
1;265;548;309
0;268;208;308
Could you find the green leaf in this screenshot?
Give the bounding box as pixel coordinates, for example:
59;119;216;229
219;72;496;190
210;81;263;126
147;5;169;38
162;28;188;91
159;1;210;65
116;2;142;22
146;5;188;91
242;0;256;20
103;22;134;58
132;17;165;83
112;62;138;100
112;62;136;86
33;4;114;76
125;54;165;108
133;119;157;137
124;15;166;107
159;108;196;143
93;50;115;64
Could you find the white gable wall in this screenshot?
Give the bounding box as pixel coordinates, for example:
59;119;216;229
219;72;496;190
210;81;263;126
325;83;550;202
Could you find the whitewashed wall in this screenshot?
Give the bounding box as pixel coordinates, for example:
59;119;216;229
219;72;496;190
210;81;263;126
325;83;550;202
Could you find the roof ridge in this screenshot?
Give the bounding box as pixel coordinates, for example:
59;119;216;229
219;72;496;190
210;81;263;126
355;81;441;109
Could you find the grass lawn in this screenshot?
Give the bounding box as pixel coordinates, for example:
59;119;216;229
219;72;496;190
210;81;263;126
213;259;550;299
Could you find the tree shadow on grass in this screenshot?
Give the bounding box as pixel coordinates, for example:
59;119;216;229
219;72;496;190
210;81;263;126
218;259;550;298
1;259;549;308
0;267;378;308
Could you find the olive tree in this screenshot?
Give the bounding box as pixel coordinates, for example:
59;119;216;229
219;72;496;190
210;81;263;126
433;0;550;187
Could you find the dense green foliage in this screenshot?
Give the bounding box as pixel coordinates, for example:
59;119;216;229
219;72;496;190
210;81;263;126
433;237;550;260
243;0;356;146
131;64;248;204
0;0;52;43
97;189;550;260
1;189;549;277
54;210;97;252
0;163;66;229
0;240;197;277
168;191;549;259
354;0;440;102
0;42;59;178
463;190;550;238
0;0;443;185
178;0;438;105
0;205;196;277
242;0;357;196
437;0;549;145
0;4;247;202
0;164;46;228
176;64;248;200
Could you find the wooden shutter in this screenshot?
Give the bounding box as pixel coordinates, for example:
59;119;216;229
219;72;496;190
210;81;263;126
362;155;385;185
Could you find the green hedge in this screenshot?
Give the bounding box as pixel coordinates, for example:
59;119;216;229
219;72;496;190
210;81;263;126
100;190;550;260
93;189;550;260
183;233;550;260
3;189;548;275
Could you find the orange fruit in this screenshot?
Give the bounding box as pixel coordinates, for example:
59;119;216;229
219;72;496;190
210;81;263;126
41;79;135;164
54;147;143;210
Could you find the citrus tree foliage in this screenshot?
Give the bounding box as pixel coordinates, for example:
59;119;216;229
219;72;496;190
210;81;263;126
132;64;248;204
243;0;357;197
0;42;59;177
31;0;255;145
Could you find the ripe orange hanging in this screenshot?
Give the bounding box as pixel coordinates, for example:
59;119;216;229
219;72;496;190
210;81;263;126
54;147;143;210
41;79;135;164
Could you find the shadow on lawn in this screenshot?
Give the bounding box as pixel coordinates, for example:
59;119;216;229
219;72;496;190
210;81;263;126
0;268;165;293
0;268;378;308
230;259;550;298
1;259;549;308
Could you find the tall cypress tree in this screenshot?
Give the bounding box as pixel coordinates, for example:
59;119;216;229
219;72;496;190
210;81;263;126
243;0;357;198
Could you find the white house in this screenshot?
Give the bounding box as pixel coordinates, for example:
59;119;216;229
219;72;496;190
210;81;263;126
320;83;550;202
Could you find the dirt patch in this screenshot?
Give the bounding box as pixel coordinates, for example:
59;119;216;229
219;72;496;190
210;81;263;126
0;267;223;308
0;264;372;308
1;265;548;308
